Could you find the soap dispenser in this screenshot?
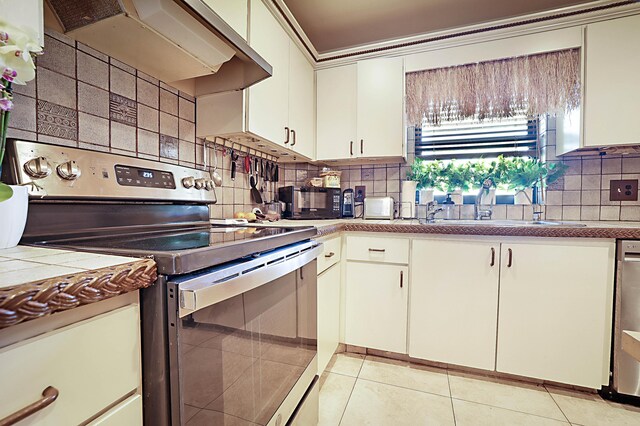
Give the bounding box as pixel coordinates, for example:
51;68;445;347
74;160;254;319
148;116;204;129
442;194;456;220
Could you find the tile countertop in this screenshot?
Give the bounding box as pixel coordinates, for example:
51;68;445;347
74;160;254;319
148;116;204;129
254;218;640;239
0;246;157;329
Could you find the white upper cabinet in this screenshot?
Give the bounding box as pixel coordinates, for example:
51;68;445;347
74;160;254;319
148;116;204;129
202;0;248;40
316;65;357;160
497;240;614;388
583;14;640;148
316;57;405;161
0;0;44;46
356;57;405;158
288;42;315;159
247;0;290;147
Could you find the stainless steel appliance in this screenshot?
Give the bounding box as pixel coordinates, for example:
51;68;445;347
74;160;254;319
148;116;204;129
609;240;640;403
2;139;321;426
278;186;341;219
363;196;395;220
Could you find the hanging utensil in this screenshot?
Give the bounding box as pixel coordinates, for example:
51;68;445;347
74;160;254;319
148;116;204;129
244;154;251;174
230;149;239;180
250;169;263;204
211;146;222;187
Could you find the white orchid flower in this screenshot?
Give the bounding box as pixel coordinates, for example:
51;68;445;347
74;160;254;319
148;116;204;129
0;20;42;85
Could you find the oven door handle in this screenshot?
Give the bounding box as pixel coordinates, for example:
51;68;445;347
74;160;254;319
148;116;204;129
176;241;322;317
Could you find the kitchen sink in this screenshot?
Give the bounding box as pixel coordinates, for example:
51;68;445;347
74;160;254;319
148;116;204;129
422;219;587;227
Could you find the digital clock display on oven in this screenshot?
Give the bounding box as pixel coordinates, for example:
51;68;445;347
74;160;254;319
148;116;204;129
139;170;154;179
114;165;176;189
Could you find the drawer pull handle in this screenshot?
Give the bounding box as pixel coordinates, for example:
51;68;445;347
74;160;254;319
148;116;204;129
284;127;290;144
490;247;495;267
400;270;403;288
350;141;354;156
368;248;386;253
507;248;513;268
325;252;335;258
0;386;59;426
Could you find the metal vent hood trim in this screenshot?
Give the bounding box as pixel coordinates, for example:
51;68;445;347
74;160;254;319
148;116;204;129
46;0;272;93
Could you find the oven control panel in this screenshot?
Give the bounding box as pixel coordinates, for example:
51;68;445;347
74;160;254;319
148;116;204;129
3;139;217;203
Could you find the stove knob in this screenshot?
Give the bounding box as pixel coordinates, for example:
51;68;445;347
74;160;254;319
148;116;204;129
182;176;196;189
24;157;52;179
194;178;206;190
56;160;81;180
204;179;215;191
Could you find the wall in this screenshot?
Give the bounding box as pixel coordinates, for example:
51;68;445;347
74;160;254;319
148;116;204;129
7;29;269;219
282;115;640;222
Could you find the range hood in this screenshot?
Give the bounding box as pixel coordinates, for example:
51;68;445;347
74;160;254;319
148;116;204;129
45;0;272;94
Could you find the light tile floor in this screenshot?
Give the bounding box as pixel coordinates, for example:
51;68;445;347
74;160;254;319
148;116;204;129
319;354;640;426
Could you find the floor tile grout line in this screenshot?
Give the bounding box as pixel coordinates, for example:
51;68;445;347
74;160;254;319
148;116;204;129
450;396;570;423
337;374;359;426
543;385;573;424
355;376;452;399
447;371;457;426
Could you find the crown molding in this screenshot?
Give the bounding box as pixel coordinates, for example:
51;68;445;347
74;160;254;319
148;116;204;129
266;0;640;69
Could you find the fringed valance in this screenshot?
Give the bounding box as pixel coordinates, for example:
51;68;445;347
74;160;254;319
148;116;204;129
406;48;581;126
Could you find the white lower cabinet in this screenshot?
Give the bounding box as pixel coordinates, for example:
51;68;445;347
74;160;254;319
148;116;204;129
88;394;142;425
345;261;408;353
409;238;500;370
497;240;615;388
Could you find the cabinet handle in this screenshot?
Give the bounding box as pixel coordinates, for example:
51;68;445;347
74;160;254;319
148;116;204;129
360;139;364;154
490;247;495;267
324;252;335;258
291;129;296;146
400;270;403;288
350;141;353;156
507;248;513;268
284;127;290;144
368;248;386;253
0;386;59;426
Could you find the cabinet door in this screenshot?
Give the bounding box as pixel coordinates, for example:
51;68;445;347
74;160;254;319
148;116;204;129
356;57;404;158
318;263;341;374
497;240;615;388
247;0;290;146
409;239;499;370
345;262;408;353
288;42;315;159
584;14;640;147
202;0;248;40
316;65;357;160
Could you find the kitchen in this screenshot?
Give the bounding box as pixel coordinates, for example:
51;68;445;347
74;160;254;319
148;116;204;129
1;0;640;425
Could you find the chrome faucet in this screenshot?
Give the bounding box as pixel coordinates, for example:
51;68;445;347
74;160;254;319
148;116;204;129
425;201;443;223
475;178;494;220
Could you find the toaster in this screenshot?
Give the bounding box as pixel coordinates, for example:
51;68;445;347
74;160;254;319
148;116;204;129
364;197;395;220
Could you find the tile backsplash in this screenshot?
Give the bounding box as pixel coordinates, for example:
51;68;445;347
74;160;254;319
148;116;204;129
7;29;269;219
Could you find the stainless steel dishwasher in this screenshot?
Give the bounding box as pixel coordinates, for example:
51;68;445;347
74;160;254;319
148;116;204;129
611;240;640;401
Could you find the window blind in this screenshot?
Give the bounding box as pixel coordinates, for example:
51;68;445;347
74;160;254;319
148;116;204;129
415;114;538;160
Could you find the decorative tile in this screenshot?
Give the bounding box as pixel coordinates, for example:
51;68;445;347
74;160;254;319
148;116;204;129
10;94;36;132
109;93;137;126
160;134;179;159
37;100;78;140
78;82;109;118
38;35;76;78
78;112;109;146
77;51;109;90
37;68;76;109
110;122;136;151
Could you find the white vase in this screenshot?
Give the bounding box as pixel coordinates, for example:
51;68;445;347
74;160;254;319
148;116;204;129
418;188;434;205
0;185;29;249
514;188;533;205
449;189;463;205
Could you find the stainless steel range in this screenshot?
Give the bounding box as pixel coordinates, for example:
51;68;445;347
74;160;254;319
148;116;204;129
2;139;321;426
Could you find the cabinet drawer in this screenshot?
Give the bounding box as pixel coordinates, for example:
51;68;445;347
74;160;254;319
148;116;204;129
317;235;342;274
346;235;409;264
0;305;140;425
88;394;142;425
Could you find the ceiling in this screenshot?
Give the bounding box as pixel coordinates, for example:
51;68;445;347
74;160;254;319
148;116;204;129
282;0;597;54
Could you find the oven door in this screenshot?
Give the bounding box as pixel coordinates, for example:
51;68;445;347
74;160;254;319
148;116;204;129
167;241;321;425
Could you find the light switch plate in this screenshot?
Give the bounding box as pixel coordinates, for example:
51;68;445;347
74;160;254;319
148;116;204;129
610;179;638;201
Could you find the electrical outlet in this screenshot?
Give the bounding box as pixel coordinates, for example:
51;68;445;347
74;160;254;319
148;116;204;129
355;185;366;202
610;179;638;201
